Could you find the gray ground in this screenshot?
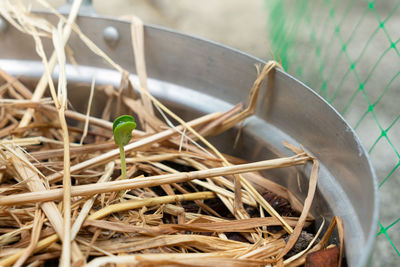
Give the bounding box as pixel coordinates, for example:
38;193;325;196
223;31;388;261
33;0;399;265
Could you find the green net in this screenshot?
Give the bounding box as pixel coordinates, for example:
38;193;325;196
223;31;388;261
265;0;400;264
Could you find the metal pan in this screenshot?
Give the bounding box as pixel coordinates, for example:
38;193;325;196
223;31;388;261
0;10;378;267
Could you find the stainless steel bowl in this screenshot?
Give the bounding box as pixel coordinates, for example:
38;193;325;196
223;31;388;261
0;13;378;267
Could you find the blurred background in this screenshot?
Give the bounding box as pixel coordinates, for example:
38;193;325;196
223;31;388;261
27;0;400;265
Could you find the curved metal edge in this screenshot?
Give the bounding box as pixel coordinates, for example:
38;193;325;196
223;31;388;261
275;69;379;267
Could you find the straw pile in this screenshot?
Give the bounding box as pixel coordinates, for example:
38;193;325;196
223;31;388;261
0;1;344;266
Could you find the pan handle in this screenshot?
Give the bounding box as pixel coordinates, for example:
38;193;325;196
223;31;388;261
58;0;96;16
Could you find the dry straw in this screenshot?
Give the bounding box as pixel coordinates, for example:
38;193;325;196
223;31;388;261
0;0;344;266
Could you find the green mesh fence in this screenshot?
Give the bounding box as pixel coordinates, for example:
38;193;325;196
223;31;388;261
265;0;400;264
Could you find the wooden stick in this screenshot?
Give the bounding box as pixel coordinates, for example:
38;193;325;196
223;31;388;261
0;154;310;205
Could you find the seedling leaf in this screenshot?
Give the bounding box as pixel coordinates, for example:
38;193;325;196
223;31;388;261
113;115;136;146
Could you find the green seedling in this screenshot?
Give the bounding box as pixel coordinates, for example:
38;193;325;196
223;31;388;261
113;115;136;179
